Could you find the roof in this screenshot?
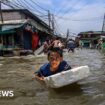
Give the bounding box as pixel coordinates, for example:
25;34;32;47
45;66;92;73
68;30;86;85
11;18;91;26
78;31;103;35
2;9;50;30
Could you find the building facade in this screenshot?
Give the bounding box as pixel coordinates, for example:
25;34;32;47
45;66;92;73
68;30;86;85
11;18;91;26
0;9;52;56
77;31;102;48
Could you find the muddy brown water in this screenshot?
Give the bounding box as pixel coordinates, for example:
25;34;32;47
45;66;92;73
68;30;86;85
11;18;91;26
0;49;105;105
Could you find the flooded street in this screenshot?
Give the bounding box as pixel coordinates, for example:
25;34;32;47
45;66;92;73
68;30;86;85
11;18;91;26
0;49;105;105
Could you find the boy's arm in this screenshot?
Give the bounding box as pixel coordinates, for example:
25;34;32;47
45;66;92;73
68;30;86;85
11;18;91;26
34;69;45;81
64;62;72;71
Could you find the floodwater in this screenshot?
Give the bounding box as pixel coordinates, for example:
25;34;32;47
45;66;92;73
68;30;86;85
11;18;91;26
0;49;105;105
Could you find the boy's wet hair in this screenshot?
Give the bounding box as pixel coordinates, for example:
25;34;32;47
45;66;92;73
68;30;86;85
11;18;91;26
48;47;63;57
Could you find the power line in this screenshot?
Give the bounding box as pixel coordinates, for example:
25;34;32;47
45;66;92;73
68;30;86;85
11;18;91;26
62;0;82;15
13;0;48;18
1;1;15;9
7;0;46;16
56;0;82;16
30;0;48;11
21;0;45;15
53;16;64;35
8;0;23;9
56;0;73;15
54;14;103;22
55;0;88;24
15;0;27;9
14;0;48;18
1;0;49;25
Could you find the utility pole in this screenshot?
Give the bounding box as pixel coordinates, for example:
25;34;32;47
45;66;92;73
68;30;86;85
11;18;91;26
52;14;55;35
0;0;3;23
48;10;51;34
102;13;105;34
66;29;69;40
66;29;69;46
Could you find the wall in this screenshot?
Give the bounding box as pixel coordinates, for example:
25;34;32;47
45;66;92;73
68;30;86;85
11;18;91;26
2;12;22;21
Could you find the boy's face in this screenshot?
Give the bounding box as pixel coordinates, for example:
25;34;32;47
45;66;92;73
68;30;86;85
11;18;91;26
48;52;62;72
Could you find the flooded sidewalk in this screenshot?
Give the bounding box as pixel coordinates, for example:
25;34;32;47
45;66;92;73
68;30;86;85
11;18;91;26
0;49;105;105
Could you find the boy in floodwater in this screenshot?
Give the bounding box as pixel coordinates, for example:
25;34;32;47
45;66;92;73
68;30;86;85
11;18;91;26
35;47;71;81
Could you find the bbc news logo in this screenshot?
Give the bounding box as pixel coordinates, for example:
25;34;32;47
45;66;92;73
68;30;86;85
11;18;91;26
0;90;14;98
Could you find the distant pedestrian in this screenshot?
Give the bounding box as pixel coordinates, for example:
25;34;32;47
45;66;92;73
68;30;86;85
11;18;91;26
0;40;3;56
43;39;49;54
52;37;62;49
79;40;84;49
67;39;75;53
96;39;102;50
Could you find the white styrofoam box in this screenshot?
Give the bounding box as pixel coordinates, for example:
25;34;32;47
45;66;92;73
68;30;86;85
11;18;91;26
44;66;90;88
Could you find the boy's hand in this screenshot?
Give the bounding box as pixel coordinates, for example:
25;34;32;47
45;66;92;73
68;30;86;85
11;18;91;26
35;75;45;81
38;77;44;81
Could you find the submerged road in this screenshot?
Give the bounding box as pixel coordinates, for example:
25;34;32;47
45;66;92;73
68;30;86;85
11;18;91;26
0;49;105;105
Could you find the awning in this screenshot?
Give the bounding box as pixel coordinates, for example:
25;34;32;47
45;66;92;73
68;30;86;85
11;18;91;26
0;19;29;25
0;19;28;35
82;40;90;43
0;30;15;35
101;36;105;39
1;24;24;31
0;24;24;35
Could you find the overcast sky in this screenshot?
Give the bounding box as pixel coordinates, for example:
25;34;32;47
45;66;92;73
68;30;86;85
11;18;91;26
2;0;105;35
